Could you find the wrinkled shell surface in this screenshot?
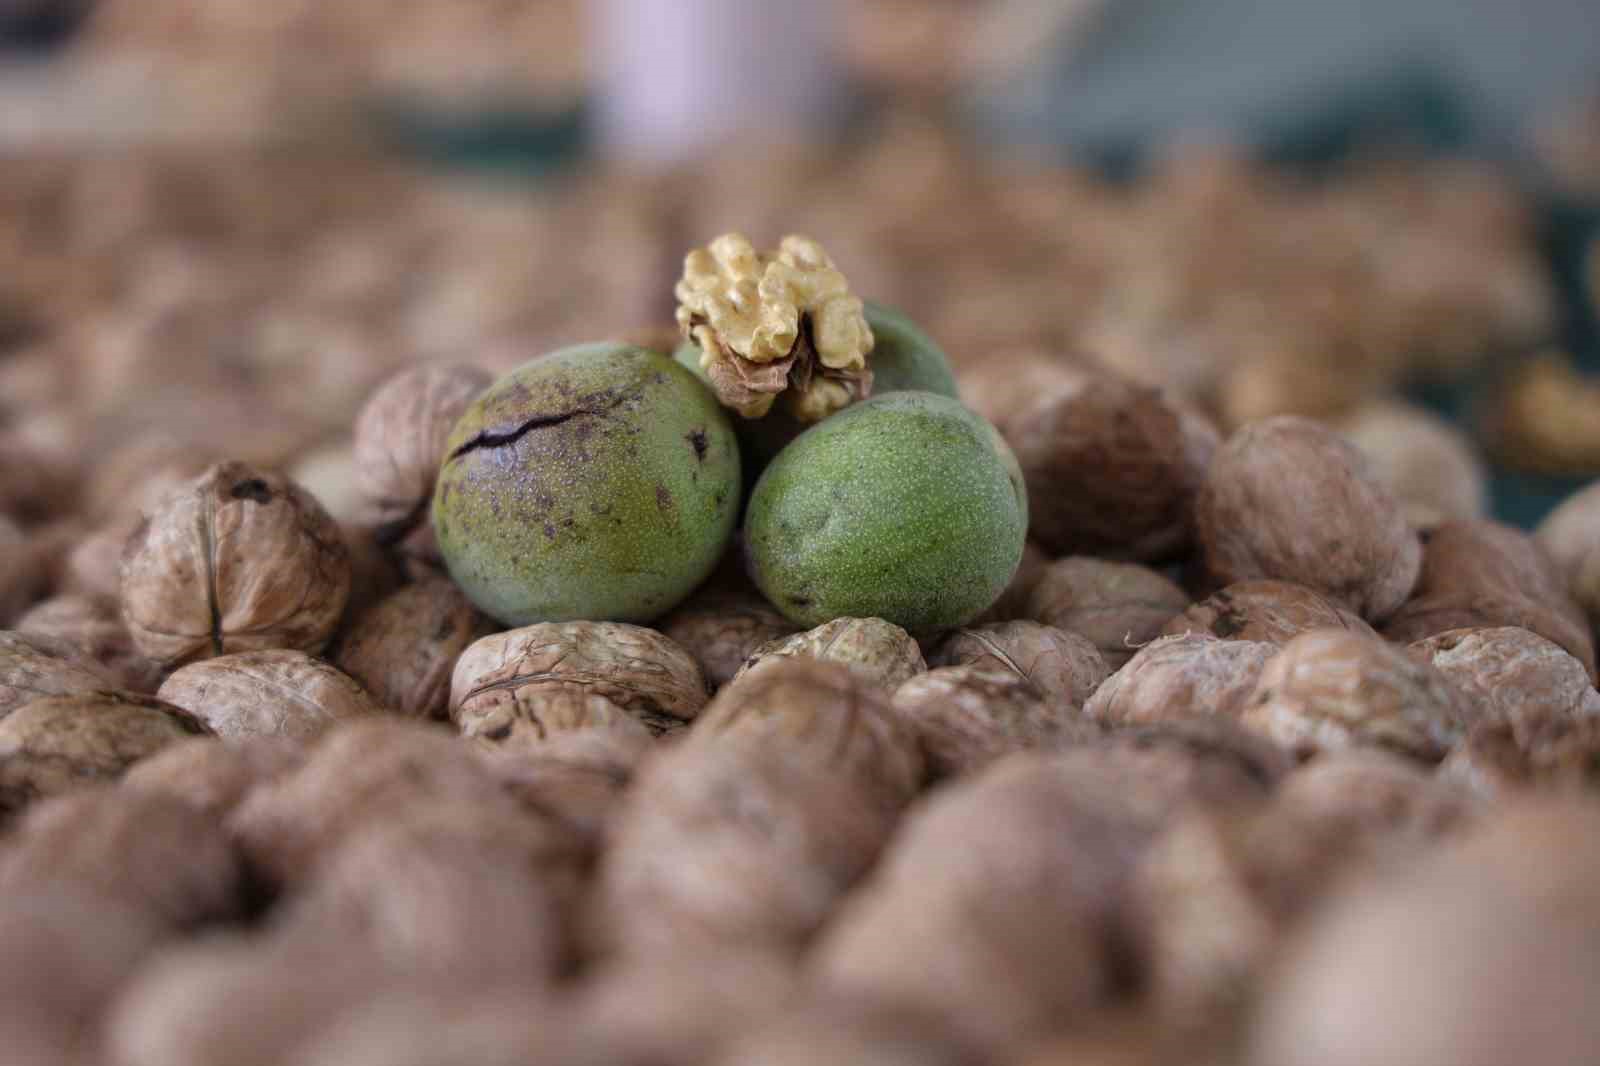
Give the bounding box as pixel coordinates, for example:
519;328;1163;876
16;595;163;693
1196;416;1421;621
1085;634;1277;727
735;616;926;693
932;621;1111;709
352;363;492;567
1409;627;1597;739
1439;717;1600;799
122;735;305;817
1161;580;1379;646
1242;629;1472;759
0;690;210;812
1025;556;1190;670
335;577;494;720
157;649;378;740
658;587;800;688
120;461;351;667
0;630;115;720
450;622;707;743
893;664;1102;778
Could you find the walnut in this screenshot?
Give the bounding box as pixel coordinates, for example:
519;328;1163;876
1196;416;1421;621
1248;800;1600;1066
970;356;1214;561
479;732;647;852
735;616;926;692
973;539;1051;624
0;690;210;814
120;461;352;668
931;621;1111;709
1408;627;1596;741
1024;556;1190;670
334;577;494;720
16;595;163;693
675;233;874;421
352;363;491;572
0;513;32;623
157;649;379;740
1161;580;1379;646
289;991;580;1066
658;586;799;688
450;622;707;749
594;736;900;959
122;735;305;817
1085;633;1277;728
0;787;242;929
61;521;131;602
1382;519;1596;680
1439;716;1600;799
1241;629;1472;760
0;629;116;720
694;658;925;806
1536;478;1600;633
1334;401;1488;528
892;664;1102;778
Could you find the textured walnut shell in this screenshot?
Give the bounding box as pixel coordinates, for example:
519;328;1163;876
334;577;494;720
981;360;1211;561
1085;633;1277;728
479;734;645;852
1408;627;1597;742
1160;580;1380;646
892;664;1102;778
1335;401;1488;528
227;719;519;890
122;736;306;817
120;461;352;668
734;616;926;692
1381;519;1596;680
0;690;210;813
1196;416;1421;621
16;595;164;693
658;588;800;688
352;364;491;570
694;658;925;807
0;630;116;720
594;737;900;959
1536;479;1600;631
1241;629;1472;760
460;689;655;755
450;622;707;744
0;787;243;929
931;621;1111;710
1439;717;1600;799
1024;556;1189;670
157;650;379;741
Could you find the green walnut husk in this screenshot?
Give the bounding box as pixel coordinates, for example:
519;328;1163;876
744;391;1027;631
676;300;960;479
433;343;740;625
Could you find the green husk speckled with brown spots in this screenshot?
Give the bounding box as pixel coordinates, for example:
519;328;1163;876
433;344;740;626
744;392;1027;631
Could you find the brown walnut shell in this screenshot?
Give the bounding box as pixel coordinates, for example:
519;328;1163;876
334;577;494;720
733;616;926;693
931;620;1111;709
1024;556;1190;670
1085;633;1277;728
157;649;379;741
16;595;163;693
0;630;116;720
1161;580;1380;646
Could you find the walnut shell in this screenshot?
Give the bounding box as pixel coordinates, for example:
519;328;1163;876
931;620;1110;709
120;461;352;668
334;577;494;720
0;514;32;624
973;539;1051;624
1439;717;1600;799
1408;627;1596;741
1085;633;1277;728
1024;556;1189;670
16;595;164;693
1241;629;1472;760
0;690;210;813
1196;416;1421;621
122;735;306;817
893;664;1102;778
352;363;491;571
734;616;926;692
658;587;799;688
0;630;116;720
157;649;379;741
1160;580;1380;646
450;622;707;745
1382;519;1596;680
1535;478;1600;632
1335;401;1488;528
981;359;1212;561
594;737;899;959
0;787;243;929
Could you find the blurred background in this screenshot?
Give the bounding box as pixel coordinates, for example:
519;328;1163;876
1;0;1598;528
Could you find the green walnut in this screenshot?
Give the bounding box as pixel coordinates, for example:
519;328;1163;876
675;300;960;475
744;391;1027;631
433;343;740;625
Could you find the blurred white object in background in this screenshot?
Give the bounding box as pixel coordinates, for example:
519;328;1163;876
594;0;841;163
